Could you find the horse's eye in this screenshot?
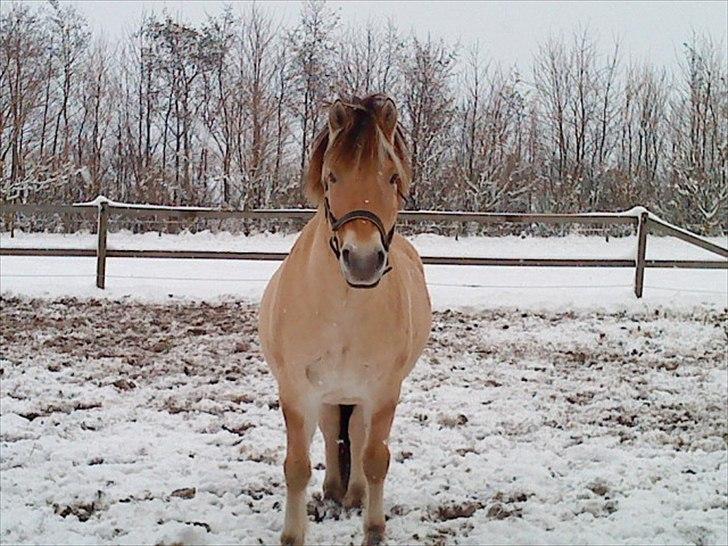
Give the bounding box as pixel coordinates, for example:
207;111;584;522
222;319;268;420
389;174;399;185
327;173;337;185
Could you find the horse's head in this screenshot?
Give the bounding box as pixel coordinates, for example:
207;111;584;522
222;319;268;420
306;94;411;288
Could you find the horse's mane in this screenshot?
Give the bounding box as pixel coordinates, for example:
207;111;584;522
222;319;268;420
305;94;411;205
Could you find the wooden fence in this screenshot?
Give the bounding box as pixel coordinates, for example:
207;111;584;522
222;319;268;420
1;198;726;298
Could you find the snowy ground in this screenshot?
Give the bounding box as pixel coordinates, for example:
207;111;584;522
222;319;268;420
1;296;726;545
1;231;727;545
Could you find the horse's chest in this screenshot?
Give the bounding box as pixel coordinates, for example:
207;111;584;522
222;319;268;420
301;324;390;404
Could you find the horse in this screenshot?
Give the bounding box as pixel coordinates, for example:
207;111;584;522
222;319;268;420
258;94;432;546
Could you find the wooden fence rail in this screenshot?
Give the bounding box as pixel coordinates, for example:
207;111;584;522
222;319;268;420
1;198;726;298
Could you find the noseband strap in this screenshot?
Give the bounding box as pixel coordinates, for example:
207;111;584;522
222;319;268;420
324;197;394;278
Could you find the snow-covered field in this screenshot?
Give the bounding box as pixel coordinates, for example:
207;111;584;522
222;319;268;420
1;297;726;545
1;231;727;545
1;230;727;310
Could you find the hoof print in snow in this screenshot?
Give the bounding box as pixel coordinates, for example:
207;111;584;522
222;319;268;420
492;490;531;504
579;499;619;517
222;422;255;436
239;446;278;464
112;378;136;391
231;393;255;404
170;487;196;499
74;401;102;411
587;480;610;497
233;341;250;353
395;450;413;462
657;360;680;371
53;491;105;522
437;414;468;428
240;484;276;501
164;401;186;414
616;413;637;427
390;504;410;517
486;501;521;520
54;503;96;522
431;501;482;521
566;391;595;405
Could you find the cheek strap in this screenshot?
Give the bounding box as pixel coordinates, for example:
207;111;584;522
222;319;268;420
324;197;394;277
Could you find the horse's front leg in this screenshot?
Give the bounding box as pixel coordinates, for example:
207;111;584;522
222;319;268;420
280;396;318;546
361;399;398;546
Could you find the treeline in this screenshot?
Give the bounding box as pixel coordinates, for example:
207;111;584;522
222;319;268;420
1;1;726;233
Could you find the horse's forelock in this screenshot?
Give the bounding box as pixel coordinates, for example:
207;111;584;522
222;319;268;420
306;95;411;204
327;96;410;180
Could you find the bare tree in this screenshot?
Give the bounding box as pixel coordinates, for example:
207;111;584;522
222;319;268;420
668;34;727;231
0;2;724;234
399;35;457;209
0;3;47;201
288;0;338;182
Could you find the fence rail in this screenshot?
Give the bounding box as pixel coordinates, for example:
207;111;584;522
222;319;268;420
2;198;726;297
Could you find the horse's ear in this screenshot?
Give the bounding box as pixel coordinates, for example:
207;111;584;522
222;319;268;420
377;97;398;141
328;99;349;135
304;129;329;205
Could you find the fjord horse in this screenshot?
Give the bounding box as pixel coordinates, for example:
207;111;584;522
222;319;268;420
259;94;431;545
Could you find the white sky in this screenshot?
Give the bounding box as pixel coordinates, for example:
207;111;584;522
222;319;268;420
15;1;728;70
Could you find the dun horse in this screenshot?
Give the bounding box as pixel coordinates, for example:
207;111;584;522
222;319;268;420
259;94;432;545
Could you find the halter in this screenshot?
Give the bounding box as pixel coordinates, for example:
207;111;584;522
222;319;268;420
323;195;394;286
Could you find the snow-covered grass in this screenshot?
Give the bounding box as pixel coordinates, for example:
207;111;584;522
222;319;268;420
1;298;726;545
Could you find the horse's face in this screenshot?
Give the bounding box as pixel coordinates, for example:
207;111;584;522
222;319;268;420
306;95;411;288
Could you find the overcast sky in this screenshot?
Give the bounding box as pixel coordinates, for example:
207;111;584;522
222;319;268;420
15;1;728;70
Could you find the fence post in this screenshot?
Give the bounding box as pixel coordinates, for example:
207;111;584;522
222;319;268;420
96;201;108;289
634;211;648;298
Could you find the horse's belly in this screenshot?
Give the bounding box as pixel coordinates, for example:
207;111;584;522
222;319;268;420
320;391;364;405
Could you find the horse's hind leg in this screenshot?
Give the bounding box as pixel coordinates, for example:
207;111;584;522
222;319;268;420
281;398;318;546
320;404;346;502
343;405;366;509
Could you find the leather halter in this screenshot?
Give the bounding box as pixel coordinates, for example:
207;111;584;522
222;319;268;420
324;196;394;286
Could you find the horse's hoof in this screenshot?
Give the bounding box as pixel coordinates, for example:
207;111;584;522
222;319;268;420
323;480;345;504
363;524;385;546
343;482;365;509
281;532;304;546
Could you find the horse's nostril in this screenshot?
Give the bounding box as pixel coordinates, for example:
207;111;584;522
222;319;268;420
342;248;351;265
377;250;385;268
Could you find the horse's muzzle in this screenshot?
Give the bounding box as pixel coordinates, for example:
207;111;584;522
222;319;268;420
340;244;387;288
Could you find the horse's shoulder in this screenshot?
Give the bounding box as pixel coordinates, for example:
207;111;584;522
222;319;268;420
392;234;424;274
